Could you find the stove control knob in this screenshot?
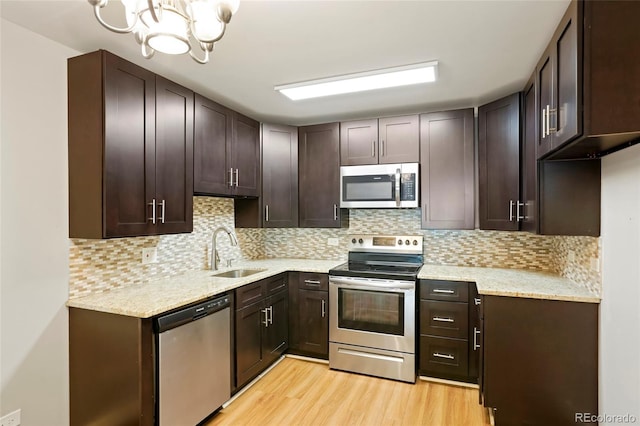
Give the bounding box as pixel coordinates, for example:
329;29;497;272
358;238;363;244
413;239;418;246
405;239;410;245
351;238;357;244
398;239;403;245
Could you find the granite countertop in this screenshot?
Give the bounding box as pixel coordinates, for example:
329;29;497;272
67;258;344;318
418;264;600;303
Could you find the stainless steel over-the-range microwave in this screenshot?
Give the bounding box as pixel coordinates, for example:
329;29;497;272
340;163;419;208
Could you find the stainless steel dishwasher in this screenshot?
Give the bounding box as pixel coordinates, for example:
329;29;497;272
155;294;231;426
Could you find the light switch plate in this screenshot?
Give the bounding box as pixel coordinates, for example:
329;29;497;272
590;257;600;272
568;250;576;262
327;238;339;247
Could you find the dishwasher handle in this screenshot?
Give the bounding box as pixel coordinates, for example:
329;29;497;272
155;294;231;333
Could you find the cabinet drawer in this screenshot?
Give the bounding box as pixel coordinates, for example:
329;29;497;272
420;336;469;378
420;280;469;302
420;300;469;339
235;281;265;309
298;272;328;291
266;273;288;295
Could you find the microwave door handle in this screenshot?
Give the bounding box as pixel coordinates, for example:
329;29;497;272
395;168;401;207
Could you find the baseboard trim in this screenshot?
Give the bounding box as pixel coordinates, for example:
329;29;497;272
286;354;329;365
419;375;479;389
222;355;286;409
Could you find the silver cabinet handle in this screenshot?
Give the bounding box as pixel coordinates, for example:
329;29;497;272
381;139;385;157
321;299;326;318
548;106;557;134
268;305;273;325
265;205;269;222
148;199;156;224
474;327;481;350
541;107;547;138
433;317;454;323
509;200;515;221
235;168;239;187
517;201;525;221
474;298;482;306
433;353;454;360
261;308;269;327
159;199;166;224
433;289;455;294
228;168;234;187
395;168;401;207
333;204;338;221
304;279;321;285
371;140;375;157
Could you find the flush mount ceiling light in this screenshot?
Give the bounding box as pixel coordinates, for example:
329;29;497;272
88;0;240;64
274;61;438;101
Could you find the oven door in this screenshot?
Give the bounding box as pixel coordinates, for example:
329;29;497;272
329;276;415;354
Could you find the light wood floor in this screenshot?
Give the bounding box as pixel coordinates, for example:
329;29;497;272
206;357;491;426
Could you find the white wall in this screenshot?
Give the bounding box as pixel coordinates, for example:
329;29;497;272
1;18;79;425
600;142;640;424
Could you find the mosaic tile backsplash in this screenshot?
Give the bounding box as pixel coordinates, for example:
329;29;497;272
69;197;601;298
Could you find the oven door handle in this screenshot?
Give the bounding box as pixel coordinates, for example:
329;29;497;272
329;276;415;291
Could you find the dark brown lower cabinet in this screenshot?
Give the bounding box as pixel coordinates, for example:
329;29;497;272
481;295;598;425
418;279;477;383
289;272;329;359
235;274;289;390
69;308;154;426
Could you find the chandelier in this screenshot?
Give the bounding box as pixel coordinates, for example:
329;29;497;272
88;0;240;64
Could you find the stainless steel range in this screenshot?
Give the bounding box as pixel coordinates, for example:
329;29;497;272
328;234;423;383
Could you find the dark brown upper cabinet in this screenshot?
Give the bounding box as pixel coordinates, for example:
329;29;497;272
537;0;640;160
262;123;298;228
298;123;346;228
340;115;419;165
523;73;601;237
68;50;193;238
478;93;521;231
193;95;260;198
420;109;474;230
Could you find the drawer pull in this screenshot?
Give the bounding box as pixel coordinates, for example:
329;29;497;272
433;317;454;323
433;352;455;360
304;279;321;285
433;289;455;294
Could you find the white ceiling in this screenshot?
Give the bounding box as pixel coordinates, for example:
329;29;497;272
0;0;570;126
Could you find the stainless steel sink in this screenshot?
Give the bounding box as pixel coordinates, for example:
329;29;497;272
211;269;266;278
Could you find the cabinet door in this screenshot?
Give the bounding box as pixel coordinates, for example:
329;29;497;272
193;94;232;195
551;1;579;150
103;52;156;237
235;301;266;388
299;123;342;228
232;113;260;197
420;109;474;229
262;124;298;228
521;75;538;233
263;290;289;365
298;289;328;357
340;119;378;165
478;93;521;231
378;115;419;164
155;77;193;234
537;50;554;158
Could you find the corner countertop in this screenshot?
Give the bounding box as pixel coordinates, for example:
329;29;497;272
418;264;600;303
67;258;344;318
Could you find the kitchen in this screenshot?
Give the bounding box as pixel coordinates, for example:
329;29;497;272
1;1;639;426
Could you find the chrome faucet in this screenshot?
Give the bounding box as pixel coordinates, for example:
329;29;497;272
211;226;238;271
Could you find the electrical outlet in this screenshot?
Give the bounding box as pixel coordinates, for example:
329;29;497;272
327;238;339;247
590;257;600;272
1;409;21;426
568;250;576;262
142;247;158;264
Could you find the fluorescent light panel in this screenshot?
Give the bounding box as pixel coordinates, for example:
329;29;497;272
275;61;438;101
